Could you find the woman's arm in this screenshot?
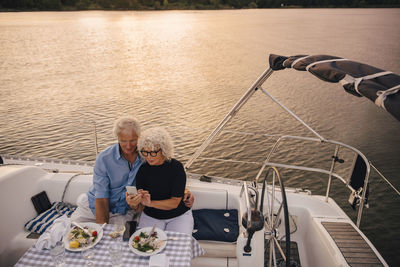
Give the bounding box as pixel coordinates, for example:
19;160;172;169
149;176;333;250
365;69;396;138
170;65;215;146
141;191;182;210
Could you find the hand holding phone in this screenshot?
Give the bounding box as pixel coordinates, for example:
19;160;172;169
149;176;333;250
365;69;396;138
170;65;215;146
126;186;138;195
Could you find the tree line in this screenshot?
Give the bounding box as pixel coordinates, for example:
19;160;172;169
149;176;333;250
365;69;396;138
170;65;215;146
1;0;399;10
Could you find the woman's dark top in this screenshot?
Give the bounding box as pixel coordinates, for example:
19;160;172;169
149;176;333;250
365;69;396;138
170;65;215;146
136;158;189;220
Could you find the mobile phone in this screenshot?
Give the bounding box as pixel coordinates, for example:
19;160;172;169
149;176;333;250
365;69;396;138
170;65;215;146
123;221;137;241
126;186;138;195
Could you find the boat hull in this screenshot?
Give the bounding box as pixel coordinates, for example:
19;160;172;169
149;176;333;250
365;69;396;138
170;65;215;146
0;157;388;267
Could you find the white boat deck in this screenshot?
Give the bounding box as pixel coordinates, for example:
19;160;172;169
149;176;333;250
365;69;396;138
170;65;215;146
0;157;389;267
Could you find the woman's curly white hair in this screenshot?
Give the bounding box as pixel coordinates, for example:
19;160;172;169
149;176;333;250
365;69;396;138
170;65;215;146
138;127;174;160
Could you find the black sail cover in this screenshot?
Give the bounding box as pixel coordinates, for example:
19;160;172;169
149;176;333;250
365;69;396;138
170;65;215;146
269;54;400;122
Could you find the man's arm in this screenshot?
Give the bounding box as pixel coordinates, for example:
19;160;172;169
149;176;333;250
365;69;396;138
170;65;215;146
95;198;110;224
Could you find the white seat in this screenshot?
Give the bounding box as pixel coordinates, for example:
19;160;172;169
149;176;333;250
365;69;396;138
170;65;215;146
190;187;242;259
198;241;236;258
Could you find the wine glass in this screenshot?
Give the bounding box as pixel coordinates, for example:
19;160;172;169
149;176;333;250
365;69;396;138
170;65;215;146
81;247;95;266
108;242;123;267
113;217;126;242
50;241;65;267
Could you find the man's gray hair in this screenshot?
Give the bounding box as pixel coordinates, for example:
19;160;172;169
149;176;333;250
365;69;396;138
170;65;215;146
138;127;174;160
113;116;141;138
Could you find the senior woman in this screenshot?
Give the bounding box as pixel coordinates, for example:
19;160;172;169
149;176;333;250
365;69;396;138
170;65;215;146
126;127;194;235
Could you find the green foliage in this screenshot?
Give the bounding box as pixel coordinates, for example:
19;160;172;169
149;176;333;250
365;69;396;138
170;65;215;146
61;0;77;6
209;0;219;7
76;0;90;9
1;0;33;8
141;0;155;7
248;1;257;7
114;0;132;8
154;0;161;8
97;0;112;8
37;0;62;9
256;0;280;8
1;0;399;10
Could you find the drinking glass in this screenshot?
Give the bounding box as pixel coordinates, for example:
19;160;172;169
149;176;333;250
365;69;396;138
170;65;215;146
108;242;123;267
81;247;95;266
113;217;126;242
50;241;65;267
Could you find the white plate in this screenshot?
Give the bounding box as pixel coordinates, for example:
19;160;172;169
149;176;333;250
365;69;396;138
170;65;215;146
64;222;103;251
129;227;167;256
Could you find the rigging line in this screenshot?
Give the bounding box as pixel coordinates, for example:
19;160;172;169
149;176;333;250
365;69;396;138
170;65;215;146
370;162;400;196
196;156;261;165
260;87;325;141
164;125;280;138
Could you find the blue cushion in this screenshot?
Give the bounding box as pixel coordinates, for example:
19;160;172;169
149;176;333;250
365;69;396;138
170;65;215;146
192;209;239;242
24;202;76;234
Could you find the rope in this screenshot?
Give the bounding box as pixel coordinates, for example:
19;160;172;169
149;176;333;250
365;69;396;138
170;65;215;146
290;55;311;68
370;162;400;196
355;71;393;95
305;58;348;71
374;84;400;110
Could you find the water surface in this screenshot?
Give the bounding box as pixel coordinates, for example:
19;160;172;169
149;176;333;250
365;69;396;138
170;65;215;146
0;9;399;265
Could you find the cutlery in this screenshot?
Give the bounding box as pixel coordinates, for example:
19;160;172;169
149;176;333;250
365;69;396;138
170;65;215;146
158;237;178;241
72;221;91;235
149;225;156;237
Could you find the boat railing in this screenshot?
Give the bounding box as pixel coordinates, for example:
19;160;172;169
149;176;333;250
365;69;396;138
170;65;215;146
183;131;370;227
253;134;370;228
182;66;382;228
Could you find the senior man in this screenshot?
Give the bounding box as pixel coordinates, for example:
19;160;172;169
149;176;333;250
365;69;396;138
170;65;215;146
71;116;194;224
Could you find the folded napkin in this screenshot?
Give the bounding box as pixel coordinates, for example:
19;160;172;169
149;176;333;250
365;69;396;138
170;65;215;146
35;215;70;250
149;253;169;267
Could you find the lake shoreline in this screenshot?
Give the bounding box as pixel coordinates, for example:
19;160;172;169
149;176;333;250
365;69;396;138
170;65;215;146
1;6;399;12
1;9;399;266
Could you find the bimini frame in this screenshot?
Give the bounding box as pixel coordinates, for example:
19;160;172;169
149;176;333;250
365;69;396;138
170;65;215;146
184;67;370;228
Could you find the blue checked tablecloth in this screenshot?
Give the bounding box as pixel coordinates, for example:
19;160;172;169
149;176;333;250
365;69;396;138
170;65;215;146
15;224;204;266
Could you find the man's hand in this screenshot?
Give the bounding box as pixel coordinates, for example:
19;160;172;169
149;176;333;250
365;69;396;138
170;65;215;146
183;189;194;208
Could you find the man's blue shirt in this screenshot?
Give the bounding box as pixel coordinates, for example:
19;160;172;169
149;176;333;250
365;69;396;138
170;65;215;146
87;143;143;215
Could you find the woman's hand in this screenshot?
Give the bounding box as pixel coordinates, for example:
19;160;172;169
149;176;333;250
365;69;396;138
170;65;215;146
136;189;182;210
126;192;142;210
183;189;194;208
140;191;152;207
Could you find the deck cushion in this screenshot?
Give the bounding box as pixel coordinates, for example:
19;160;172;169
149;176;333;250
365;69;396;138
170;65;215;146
193;209;239;242
24;202;76;234
198;240;237;258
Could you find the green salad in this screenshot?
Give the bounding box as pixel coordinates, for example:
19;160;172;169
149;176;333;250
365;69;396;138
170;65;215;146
132;231;163;253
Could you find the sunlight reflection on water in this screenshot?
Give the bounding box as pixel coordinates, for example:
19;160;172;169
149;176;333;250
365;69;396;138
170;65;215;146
1;9;399;265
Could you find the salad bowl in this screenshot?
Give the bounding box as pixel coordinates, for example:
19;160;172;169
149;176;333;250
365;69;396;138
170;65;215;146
129;227;167;256
63;222;103;251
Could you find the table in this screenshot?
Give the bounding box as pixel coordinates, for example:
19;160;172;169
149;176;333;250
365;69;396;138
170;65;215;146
15;224;204;266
